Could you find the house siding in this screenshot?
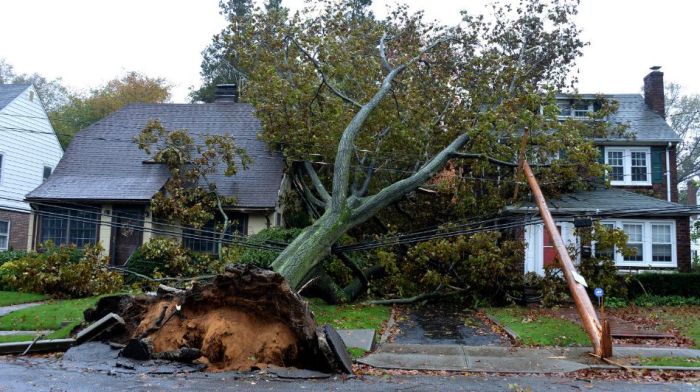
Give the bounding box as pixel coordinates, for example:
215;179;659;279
0;85;63;213
0;208;29;250
676;216;691;272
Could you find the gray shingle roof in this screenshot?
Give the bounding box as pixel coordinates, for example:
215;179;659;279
507;188;698;217
27;103;284;208
558;93;680;143
0;84;30;110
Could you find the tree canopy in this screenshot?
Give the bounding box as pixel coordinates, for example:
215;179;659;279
666;82;700;187
0;58;69;112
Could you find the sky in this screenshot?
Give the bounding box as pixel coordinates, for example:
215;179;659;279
0;0;698;102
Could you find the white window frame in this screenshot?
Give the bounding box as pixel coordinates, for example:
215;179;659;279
0;219;9;251
600;219;676;268
557;101;594;119
604;147;652;186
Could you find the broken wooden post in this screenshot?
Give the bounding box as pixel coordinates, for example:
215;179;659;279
522;160;612;358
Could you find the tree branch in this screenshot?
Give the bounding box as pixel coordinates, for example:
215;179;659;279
379;33;393;72
303;161;331;202
286;35;363;108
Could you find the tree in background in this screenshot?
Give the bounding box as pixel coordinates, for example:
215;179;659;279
215;0;616;301
0;58;69;111
50;72;171;147
666;82;700;188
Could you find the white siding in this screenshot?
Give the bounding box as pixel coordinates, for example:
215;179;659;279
0;85;63;212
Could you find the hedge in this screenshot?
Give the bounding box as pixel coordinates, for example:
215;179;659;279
627;273;700;298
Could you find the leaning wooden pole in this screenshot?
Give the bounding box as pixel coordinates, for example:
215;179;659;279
522;160;612;358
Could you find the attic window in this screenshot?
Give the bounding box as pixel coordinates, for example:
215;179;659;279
43;166;52;181
558;101;593;118
29;91;34;102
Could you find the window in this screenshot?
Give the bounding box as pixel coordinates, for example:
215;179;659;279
39;207;99;248
43;166;52;181
0;220;8;250
0;154;3;183
183;213;248;254
600;220;676;267
651;224;673;262
558;101;592;118
604;147;651;185
623;223;644;262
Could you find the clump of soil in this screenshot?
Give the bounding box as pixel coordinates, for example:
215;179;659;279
87;264;342;373
135;299;299;371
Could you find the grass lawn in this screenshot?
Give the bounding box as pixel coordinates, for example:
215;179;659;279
0;334;39;343
0;291;48;307
0;297;100;333
485;307;590;347
638;357;700;367
654;308;700;349
308;298;390;332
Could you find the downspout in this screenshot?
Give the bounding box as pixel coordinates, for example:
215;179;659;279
666;142;672;202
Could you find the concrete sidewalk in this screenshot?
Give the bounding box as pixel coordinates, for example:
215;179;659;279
358;343;700;373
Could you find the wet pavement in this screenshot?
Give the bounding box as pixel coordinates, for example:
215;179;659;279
0;355;694;391
392;304;507;346
0;302;45;317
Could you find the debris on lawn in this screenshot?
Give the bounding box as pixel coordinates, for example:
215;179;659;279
84;264;351;374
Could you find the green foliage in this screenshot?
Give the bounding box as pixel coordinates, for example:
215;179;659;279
0;250;28;265
135;121;251;255
374;231;523;304
223;228;302;267
627;272;700;298
128;238;225;279
0;244;123;298
539;267;569;307
631;295;700;307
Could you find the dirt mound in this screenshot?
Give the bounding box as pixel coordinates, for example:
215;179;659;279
87;264;346;373
135;299;299;371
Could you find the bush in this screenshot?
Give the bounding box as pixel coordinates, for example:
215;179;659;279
0;243;123;298
127;238;224;279
0;250;27;265
223;227;303;267
627;273;700;298
631;294;700;307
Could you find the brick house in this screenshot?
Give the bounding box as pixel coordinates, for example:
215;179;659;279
510;68;697;274
0;84;63;251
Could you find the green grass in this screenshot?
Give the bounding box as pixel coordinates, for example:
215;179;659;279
653;308;700;349
485;307;590;347
0;291;48;307
639;357;700;367
308;298;390;332
0;334;40;343
0;296;100;332
347;347;368;359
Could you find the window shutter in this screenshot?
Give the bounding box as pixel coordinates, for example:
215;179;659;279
651;146;664;184
597;146;605;164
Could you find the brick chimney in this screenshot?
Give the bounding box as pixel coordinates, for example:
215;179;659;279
643;66;665;118
688;180;698;206
214;83;239;103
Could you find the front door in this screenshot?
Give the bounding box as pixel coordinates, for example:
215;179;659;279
542;225;562;268
110;207;144;266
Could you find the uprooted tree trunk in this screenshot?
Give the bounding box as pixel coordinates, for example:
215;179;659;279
86;264;351;373
269;35;470;295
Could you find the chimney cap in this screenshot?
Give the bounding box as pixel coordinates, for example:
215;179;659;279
650;65;662;71
214;83;239;103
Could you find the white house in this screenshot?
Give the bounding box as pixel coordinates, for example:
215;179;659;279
0;84;63;251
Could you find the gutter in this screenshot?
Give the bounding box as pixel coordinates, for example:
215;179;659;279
666;142;672;202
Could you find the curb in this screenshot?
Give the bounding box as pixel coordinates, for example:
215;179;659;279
480;311;519;343
379;308;396;345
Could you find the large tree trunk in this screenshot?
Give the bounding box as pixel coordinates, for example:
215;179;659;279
270;208;352;290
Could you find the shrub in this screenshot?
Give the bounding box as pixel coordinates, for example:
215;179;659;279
0;243;123;298
627;273;700;298
127;238;224;279
223;227;302;267
631;294;700;307
0;250;27;265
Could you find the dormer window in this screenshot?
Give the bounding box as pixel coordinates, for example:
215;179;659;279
558;100;594;119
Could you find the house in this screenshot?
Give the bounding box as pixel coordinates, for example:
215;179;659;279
26;85;285;265
0;84;63;251
511;68;697;274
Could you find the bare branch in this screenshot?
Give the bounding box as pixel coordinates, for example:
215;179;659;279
303;161;331;202
379;33;393;72
286;35;363;108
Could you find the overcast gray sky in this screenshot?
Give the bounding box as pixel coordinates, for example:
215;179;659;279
0;0;698;102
